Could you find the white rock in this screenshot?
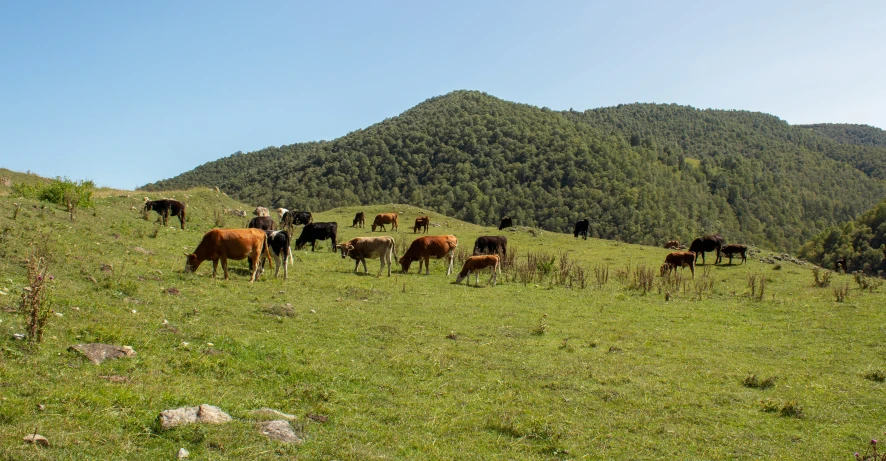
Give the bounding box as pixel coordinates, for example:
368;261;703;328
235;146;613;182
177;447;190;459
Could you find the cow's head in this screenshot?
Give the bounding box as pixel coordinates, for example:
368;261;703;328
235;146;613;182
295;240;307;250
338;243;354;259
183;253;200;272
143;200;153;211
398;256;413;273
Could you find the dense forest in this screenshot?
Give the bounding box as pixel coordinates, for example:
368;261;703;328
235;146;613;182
142;91;886;251
799;199;886;275
799;123;886;148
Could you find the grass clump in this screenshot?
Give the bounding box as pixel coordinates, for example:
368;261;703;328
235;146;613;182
743;374;776;389
761;399;804;418
863;369;886;382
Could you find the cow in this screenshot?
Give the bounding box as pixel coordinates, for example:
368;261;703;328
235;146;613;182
835;258;848;273
573;219;590;240
372;213;399;232
184;228;272;282
275;208;289;219
280;210;313;234
455;255;501;287
721;244;748;265
399;235;458;275
499;216;514;230
413;216;430;234
144;199;186;229
660;251;696;278
253;206;270;217
664;240;680;249
473;236;507;259
338;236;395;277
247;216;275;231
258;230;292;279
295;222;338;251
689;234;724;265
352;211;365;228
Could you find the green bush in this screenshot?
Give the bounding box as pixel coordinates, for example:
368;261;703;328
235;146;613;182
13;177;95;209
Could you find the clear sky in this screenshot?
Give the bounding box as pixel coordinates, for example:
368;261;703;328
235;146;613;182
2;1;884;190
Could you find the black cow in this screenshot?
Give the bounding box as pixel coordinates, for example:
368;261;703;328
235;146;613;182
689;234;724;265
258;230;292;279
573;219;590;240
473;236;508;259
295;222;338;251
352;211;365;228
144;199;186;229
498;216;514;230
280;210;313;233
247;216;275;231
721;244;747;265
835;258;848;273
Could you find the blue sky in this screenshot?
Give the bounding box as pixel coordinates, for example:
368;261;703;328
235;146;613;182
2;1;884;190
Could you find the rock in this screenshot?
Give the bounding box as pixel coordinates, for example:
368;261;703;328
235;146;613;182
23;433;49;446
258;420;303;444
158;404;232;430
133;246;153;254
177;447;190;459
249;408;298;421
69;344;136;364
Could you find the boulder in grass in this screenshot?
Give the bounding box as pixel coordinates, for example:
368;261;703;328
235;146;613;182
69;344;136;364
248;408;297;421
23;433;49;447
258;420;303;444
158;404;232;430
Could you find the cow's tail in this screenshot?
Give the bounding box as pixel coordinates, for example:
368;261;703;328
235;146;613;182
180;204;186;229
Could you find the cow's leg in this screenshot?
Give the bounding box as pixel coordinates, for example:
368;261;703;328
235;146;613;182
475;270;480;286
689;262;695;278
361;258;369;274
221;258;229;280
211;260;218;278
353;259;360;273
446;250;455;276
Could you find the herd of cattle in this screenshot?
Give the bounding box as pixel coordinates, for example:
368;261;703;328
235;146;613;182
144;198;748;286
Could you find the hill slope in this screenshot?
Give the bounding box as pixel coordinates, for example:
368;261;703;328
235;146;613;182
142;91;886;251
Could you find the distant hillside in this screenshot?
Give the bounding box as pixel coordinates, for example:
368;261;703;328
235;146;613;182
142;91;886;251
799;123;886;148
799;199;886;274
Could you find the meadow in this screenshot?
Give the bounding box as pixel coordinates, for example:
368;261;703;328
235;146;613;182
0;180;885;460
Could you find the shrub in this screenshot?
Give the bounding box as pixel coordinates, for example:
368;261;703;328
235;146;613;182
19;245;55;343
812;267;832;287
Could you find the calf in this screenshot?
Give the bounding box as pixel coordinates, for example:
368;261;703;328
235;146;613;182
498;216;514;230
473;236;507;259
413;216;430;234
372;213;399;232
573;219;590;240
258;230;292;279
399;235;458;275
247;216;275;231
338;236;395;276
721;244;747;265
664;240;680;250
661;251;696;278
184;228;272;282
295;222;338;251
352;211;365;228
455;255;500;287
144;199;186;229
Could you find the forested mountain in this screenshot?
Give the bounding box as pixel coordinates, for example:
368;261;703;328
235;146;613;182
142;91;886;251
799;123;886;148
799;199;886;275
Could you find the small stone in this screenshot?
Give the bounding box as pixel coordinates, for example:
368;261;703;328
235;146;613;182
131;309;137;314
12;334;25;340
258;420;303;444
23;433;49;446
54;312;64;317
177;447;190;459
69;343;136;364
309;309;316;314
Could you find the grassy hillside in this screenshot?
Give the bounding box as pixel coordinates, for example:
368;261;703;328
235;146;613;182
141;91;886;252
2;186;886;459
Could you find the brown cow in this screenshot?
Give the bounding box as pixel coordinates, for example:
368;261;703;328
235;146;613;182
399;235;458;275
455;255;500;287
184;228;272;282
721;244;747;265
661;251;696;278
413;216;430;234
338;236;395;277
372;213;399;232
664;240;680;249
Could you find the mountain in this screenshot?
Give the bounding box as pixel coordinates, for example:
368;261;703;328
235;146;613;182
798;199;886;275
141;91;886;251
798;123;886;148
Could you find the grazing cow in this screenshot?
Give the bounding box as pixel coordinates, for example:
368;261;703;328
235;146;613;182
721;244;748;265
835;258;848;273
338;236;395;276
573;219;590;240
413;216;430;234
372;213;399;232
455;255;500;287
184;228;272;282
499;216;514;230
399;235;458;275
258;230;292;279
689;234;724;265
473;236;508;259
352;211;365;228
280;210;312;227
247;216;275;231
144;199;186;229
661;251;696;278
664;240;680;249
295;222;338;251
253;206;270;217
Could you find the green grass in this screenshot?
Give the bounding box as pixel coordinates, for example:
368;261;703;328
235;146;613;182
1;186;885;460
